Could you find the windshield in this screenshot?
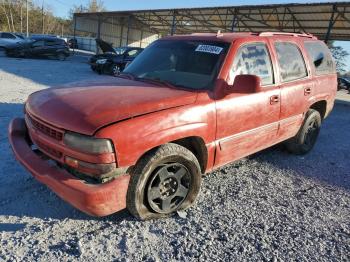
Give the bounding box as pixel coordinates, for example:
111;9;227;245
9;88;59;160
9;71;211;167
123;40;230;90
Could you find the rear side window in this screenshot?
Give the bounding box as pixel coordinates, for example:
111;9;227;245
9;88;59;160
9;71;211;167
304;41;335;75
32;40;45;47
1;33;16;39
231;43;274;85
275;42;307;82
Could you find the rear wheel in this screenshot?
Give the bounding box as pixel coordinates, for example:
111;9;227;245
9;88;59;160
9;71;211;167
285;109;321;155
127;143;202;220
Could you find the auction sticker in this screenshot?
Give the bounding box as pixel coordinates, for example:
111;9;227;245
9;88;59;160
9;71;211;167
195;45;223;54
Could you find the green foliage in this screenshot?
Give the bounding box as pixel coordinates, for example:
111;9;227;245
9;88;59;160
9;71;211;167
328;41;350;74
0;0;71;35
69;0;105;19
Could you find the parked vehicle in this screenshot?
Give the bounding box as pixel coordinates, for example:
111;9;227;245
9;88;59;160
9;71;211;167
0;32;26;49
5;36;70;60
338;77;350;91
9;32;337;219
89;39;143;75
68;38;78;49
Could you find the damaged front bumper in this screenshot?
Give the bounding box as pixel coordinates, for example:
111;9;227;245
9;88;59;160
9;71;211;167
8;118;130;217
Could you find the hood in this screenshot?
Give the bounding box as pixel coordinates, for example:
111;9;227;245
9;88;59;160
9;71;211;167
26;77;198;135
96;38;116;54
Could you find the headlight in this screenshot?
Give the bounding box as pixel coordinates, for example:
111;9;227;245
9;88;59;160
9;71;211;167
96;59;107;64
64;132;114;154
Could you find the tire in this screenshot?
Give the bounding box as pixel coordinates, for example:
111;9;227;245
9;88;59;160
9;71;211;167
285;109;322;155
57;53;66;61
111;64;121;76
127;143;202;220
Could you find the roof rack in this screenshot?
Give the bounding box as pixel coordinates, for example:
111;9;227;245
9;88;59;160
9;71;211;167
258;32;317;39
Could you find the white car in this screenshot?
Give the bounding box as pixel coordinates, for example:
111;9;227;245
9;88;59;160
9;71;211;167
0;32;26;49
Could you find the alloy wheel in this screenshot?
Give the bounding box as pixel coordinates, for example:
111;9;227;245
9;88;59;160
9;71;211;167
146;163;191;214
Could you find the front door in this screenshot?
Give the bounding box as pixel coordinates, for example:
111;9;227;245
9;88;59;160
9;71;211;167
215;40;281;167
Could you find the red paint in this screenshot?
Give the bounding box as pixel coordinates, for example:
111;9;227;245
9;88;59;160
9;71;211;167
9;33;337;216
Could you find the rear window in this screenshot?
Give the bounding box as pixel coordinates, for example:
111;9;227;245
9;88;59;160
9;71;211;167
304;41;335;75
275;42;307;82
1;33;16;39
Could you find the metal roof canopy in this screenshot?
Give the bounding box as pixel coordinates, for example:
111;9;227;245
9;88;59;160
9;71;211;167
74;2;350;41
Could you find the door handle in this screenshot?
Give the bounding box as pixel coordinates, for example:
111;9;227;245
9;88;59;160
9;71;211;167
304;87;312;95
270;95;279;104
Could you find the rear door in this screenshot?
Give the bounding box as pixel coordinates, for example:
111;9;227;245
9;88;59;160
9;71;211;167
30;40;47;56
273;40;313;141
215;40;281;167
44;39;57;55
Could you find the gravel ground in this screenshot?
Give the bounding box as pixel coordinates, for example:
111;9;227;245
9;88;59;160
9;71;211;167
0;54;349;261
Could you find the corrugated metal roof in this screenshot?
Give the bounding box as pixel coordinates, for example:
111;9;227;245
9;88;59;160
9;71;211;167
74;2;350;40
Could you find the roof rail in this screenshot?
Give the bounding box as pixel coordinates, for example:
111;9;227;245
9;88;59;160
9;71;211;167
258;32;317;39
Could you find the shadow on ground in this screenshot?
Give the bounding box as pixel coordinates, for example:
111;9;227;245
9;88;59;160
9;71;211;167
252;102;350;191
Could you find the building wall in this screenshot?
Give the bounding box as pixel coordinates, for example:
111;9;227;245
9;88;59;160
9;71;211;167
75;15;159;52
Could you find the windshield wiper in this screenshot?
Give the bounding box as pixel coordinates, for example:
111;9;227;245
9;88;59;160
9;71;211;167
118;74;192;90
118;72;136;80
135;77;177;89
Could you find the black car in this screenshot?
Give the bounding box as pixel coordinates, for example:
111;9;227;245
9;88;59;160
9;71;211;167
338;77;350;91
89;39;143;75
68;38;78;49
5;36;70;60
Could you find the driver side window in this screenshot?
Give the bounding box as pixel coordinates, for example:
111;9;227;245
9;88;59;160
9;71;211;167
32;40;45;48
230;43;274;86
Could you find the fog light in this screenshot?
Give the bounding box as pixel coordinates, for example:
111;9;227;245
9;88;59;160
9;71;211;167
65;156;79;168
64;156;115;176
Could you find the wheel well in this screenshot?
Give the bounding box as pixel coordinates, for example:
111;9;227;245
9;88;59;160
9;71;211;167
171;136;208;174
310;100;327;120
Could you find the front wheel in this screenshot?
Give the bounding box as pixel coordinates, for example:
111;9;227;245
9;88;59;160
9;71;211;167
56;53;66;61
127;143;202;220
111;64;121;76
285;109;322;155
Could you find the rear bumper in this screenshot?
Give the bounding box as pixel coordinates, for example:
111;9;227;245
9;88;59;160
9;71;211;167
8;118;130;217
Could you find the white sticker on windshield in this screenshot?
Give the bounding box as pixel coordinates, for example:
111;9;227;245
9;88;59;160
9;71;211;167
195;45;223;54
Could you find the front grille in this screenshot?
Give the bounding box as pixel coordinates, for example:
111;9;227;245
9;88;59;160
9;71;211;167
28;114;63;141
35;140;63;159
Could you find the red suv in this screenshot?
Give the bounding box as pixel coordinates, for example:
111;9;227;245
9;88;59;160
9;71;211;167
9;32;337;219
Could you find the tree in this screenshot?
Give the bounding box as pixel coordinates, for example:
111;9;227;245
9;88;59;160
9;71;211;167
328;41;350;74
0;0;71;36
88;0;105;12
69;0;105;18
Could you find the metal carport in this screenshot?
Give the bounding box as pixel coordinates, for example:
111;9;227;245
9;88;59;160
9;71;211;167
73;1;350;49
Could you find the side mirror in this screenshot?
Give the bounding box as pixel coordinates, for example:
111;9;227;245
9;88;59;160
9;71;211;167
225;74;262;95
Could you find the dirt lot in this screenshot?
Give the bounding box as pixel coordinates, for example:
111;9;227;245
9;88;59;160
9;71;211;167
0;54;349;261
